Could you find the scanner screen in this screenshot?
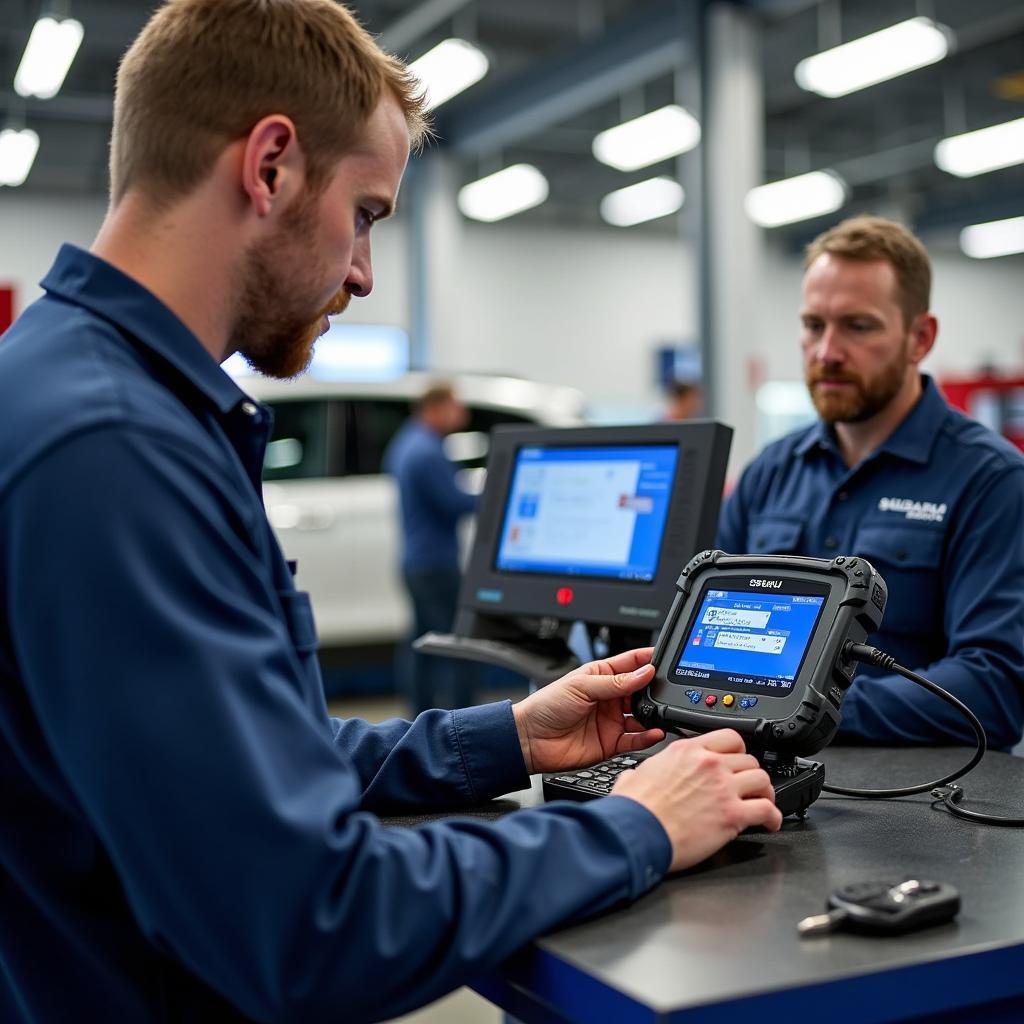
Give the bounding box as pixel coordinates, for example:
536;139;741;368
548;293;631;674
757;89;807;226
674;587;827;695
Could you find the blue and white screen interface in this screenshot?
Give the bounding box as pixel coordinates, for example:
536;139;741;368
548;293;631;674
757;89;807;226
495;445;678;581
674;588;826;694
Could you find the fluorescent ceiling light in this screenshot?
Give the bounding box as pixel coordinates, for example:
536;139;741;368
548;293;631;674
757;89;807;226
592;105;701;172
745;170;847;228
408;38;488;110
457;164;549;222
14;16;84;99
0;129;40;187
600;177;684;227
794;17;950;98
935;117;1024;178
960;217;1024;259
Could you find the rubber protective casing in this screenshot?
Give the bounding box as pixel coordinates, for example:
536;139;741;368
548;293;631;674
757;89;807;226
632;550;887;757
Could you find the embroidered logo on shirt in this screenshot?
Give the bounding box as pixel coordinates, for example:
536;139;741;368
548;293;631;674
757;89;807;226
877;497;947;523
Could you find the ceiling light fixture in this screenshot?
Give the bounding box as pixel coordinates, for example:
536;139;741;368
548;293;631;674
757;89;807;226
600;177;684;227
0;128;40;187
934;117;1024;178
794;17;950;99
14;16;84;100
960;216;1024;259
744;170;847;228
457;164;549;222
592;105;701;173
408;38;489;111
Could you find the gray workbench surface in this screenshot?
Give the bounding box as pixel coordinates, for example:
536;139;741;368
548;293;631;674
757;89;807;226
472;745;1024;1024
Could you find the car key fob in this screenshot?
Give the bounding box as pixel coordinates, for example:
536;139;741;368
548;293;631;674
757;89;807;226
798;879;960;936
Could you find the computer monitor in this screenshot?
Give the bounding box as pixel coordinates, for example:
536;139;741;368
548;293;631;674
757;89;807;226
457;421;732;640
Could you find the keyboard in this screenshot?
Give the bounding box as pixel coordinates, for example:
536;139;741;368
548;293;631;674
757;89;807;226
543;749;825;819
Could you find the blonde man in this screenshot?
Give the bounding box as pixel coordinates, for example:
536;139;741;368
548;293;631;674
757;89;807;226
0;3;778;1021
718;215;1024;750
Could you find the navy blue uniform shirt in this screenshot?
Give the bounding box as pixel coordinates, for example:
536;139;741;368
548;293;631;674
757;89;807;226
383;419;478;571
0;246;670;1023
718;375;1024;750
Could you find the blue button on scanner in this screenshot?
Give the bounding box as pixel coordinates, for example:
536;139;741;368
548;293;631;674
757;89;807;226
739;697;758;710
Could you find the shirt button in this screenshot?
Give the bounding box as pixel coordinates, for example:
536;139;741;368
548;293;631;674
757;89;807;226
240;401;260;418
824;536;838;549
837;491;849;502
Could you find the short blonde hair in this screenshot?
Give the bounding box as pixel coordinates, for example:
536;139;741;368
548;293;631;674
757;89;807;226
805;215;932;326
110;0;430;206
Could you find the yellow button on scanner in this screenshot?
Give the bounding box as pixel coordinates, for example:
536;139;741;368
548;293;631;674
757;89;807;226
722;694;735;707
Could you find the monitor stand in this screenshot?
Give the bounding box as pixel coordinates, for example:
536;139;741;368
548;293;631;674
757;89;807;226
414;610;655;690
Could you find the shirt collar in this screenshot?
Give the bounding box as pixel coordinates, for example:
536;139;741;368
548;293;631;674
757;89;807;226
795;375;946;466
41;244;247;416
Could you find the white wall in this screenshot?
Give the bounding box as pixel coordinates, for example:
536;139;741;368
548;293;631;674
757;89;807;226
0;193;109;313
444;221;694;416
3;191;1023;467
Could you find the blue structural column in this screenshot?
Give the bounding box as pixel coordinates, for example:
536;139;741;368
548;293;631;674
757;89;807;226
406;151;464;373
702;1;765;474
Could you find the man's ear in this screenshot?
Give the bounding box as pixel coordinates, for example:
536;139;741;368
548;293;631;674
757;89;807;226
240;114;303;217
909;312;938;365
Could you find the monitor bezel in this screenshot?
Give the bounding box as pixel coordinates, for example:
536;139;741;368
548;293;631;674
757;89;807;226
459;421;732;632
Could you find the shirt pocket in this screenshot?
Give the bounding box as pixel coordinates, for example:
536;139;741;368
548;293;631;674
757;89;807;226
851;523;944;637
746;517;804;554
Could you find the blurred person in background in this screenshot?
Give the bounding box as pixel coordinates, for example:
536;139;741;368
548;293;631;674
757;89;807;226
384;382;480;713
718;215;1024;751
664;380;704;421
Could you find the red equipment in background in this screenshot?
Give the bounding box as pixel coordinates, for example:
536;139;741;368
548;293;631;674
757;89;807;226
940;373;1024;452
0;286;13;334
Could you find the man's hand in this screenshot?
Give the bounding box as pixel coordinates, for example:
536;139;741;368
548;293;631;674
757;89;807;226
612;729;783;871
511;647;665;775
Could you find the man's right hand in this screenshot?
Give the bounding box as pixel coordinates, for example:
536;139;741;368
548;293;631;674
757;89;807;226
611;729;782;871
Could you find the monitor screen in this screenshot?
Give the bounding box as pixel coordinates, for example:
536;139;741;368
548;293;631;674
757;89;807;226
494;444;678;582
673;586;827;697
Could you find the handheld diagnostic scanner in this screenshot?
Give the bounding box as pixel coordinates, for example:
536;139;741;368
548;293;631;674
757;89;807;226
633;550;887;758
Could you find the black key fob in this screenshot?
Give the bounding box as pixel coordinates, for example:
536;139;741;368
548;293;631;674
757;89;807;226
799;878;960;936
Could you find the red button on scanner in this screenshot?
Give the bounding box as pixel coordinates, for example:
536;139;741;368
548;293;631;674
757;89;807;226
556;587;574;606
705;694;717;706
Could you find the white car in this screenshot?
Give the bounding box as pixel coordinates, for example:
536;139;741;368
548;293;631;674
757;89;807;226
242;373;585;648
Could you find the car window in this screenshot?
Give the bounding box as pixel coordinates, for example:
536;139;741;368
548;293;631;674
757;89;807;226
454;407;537;469
343;398;412;476
262;399;333;480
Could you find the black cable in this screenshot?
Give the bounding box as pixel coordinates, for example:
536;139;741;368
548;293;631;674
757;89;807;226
929;784;1024;827
822;643;985;798
822;643;1024;827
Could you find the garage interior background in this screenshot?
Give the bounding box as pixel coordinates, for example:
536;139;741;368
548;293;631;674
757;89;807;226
1;0;1023;682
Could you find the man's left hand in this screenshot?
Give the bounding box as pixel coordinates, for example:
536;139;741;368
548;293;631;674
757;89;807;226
511;647;665;775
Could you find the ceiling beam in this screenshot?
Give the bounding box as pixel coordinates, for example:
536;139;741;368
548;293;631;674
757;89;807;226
0;92;113;123
437;0;692;158
377;0;475;56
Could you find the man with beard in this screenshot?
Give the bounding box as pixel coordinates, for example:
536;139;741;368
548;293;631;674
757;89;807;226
718;215;1024;750
0;2;781;1022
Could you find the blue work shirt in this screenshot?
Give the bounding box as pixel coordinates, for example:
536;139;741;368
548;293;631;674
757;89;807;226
384;420;478;572
718;375;1024;750
0;245;670;1024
